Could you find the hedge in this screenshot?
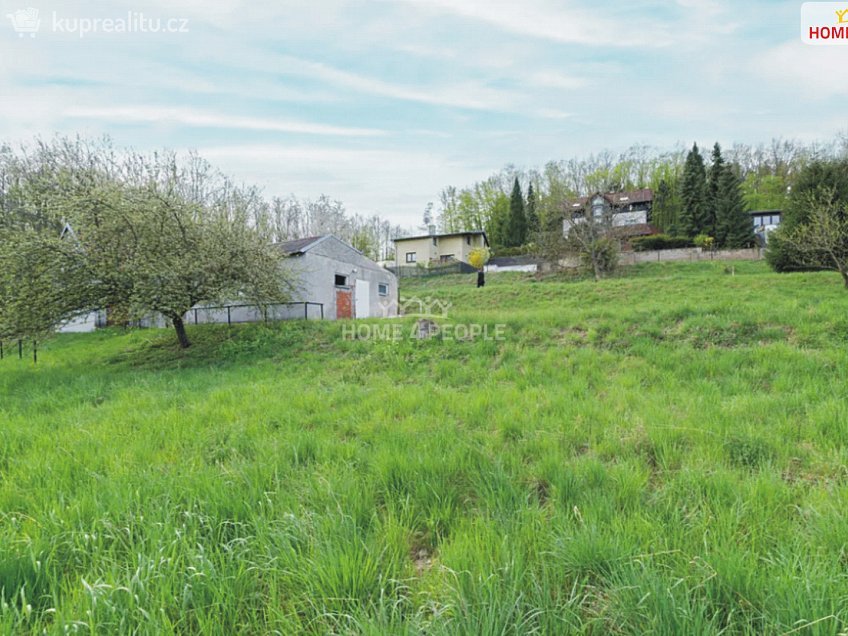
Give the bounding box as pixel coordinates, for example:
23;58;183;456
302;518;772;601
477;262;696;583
631;234;694;252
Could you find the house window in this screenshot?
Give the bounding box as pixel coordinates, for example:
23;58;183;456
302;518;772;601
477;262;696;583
334;274;348;287
432;236;438;246
405;252;416;263
440;254;455;263
378;283;389;296
466;235;471;245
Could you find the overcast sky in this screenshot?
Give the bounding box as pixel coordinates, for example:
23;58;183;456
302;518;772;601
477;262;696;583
2;0;847;226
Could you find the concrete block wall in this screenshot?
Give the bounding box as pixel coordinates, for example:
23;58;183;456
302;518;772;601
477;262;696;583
556;247;764;270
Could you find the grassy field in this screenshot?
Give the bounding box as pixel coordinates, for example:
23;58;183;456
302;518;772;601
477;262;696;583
2;261;848;634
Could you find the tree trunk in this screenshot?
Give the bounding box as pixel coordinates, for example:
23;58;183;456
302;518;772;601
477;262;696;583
172;315;191;349
592;251;601;282
841;269;848;289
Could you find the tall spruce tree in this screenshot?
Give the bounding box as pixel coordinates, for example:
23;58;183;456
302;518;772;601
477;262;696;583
652;179;677;233
717;165;754;248
679;143;708;237
487;192;510;248
526;183;540;236
506;178;527;248
707;143;724;237
713;162;730;246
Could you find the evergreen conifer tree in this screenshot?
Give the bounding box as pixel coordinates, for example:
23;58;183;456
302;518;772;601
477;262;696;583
717;165;754;248
506;178;527;247
526;183;540;236
707;142;724;237
679;143;708;237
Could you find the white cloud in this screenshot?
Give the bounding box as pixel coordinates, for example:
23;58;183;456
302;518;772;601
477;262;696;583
272;55;528;113
65;106;386;137
392;0;673;47
525;70;586;90
752;40;848;98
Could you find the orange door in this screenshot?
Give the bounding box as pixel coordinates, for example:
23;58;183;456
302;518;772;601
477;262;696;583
336;289;353;319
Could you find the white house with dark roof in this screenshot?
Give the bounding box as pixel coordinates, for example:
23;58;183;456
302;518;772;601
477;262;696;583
563;189;657;239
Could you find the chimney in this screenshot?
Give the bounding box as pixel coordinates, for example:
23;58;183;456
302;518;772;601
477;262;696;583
428;224;437;236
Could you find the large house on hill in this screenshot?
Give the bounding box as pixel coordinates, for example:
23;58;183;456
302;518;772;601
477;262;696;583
562;190;782;245
563;189;656;239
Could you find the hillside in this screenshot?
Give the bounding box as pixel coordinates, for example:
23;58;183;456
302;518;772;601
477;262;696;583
1;262;847;634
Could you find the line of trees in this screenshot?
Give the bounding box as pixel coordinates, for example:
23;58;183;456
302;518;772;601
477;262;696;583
0;137;404;349
260;195;404;262
437;136;848;251
677;142;754;247
0;137;296;348
766;157;848;284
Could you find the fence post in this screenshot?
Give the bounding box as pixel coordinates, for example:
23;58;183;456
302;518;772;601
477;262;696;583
18;340;23;360
0;341;3;360
227;306;232;326
304;303;308;320
194;308;199;325
33;340;37;365
320;304;324;320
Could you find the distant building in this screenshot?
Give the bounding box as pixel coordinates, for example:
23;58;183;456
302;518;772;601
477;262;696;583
750;210;782;230
393;228;489;267
276;235;398;319
750;209;782;245
563;189;657;239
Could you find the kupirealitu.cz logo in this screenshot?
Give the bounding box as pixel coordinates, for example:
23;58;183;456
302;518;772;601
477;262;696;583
6;7;189;38
802;2;848;44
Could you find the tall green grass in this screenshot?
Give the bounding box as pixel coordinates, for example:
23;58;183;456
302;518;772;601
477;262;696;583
1;261;847;633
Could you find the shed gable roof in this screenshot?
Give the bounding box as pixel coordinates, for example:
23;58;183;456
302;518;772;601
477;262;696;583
276;236;329;255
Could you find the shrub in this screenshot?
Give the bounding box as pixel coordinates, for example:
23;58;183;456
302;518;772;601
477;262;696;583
467;247;491;270
693;234;715;250
632;235;694;252
580;237;619;278
767;158;848;272
765;228;806;272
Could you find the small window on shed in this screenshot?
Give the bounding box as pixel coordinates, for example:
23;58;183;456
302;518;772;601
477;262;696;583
335;274;348;287
378;283;389;296
406;252;416;263
466;235;471;245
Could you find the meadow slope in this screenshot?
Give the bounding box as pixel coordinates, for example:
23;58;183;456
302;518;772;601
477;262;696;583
1;261;848;634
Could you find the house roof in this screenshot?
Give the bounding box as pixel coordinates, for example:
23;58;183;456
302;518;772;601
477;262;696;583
275;235;392;276
275;235;329;255
564;188;654;210
394;230;489;246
